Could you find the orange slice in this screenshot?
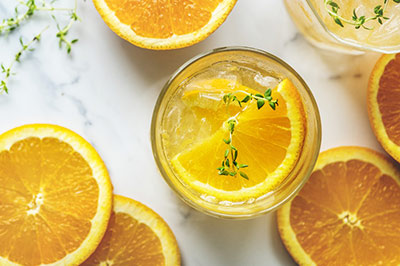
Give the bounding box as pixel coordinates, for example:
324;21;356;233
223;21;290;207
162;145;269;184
82;195;180;265
368;53;400;163
171;79;306;201
0;124;113;265
277;146;400;265
93;0;237;50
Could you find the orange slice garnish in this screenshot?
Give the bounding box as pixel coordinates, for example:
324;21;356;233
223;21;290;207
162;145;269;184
171;79;306;201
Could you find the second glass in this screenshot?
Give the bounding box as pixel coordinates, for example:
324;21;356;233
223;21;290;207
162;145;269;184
284;0;400;54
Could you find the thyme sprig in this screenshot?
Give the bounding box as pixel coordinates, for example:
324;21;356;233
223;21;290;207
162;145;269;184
217;89;278;179
217;118;249;180
52;0;80;54
325;0;400;30
0;0;80;93
0;28;47;93
223;88;278;110
0;0;36;33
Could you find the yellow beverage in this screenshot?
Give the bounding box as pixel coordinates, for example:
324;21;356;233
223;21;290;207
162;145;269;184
151;47;321;218
284;0;400;54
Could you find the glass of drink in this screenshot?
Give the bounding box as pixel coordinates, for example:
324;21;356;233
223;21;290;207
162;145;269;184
284;0;400;54
151;47;321;219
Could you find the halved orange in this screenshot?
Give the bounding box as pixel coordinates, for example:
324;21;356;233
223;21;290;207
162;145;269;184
277;146;400;265
368;53;400;163
93;0;237;50
171;78;306;201
0;124;113;265
82;195;180;265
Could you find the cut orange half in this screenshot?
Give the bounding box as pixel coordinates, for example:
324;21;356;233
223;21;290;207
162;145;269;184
82;195;180;266
93;0;237;50
368;53;400;163
0;124;113;265
277;146;400;265
171;79;306;202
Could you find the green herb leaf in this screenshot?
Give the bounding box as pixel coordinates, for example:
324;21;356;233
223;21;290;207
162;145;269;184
240;172;249;180
257;99;265;109
241;95;251;103
224;149;229;158
223;138;231;144
334;17;344;27
264;88;272;97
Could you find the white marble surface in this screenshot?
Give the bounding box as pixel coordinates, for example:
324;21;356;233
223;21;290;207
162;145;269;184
0;0;386;265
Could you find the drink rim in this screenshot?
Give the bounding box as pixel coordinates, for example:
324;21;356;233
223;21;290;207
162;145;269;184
151;46;322;219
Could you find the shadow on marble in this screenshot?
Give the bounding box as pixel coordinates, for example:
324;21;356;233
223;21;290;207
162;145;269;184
115;36;237;92
268;212;297;266
316;51;380;120
170;194;296;266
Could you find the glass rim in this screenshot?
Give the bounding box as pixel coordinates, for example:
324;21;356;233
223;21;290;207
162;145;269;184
304;0;400;54
151;46;322;219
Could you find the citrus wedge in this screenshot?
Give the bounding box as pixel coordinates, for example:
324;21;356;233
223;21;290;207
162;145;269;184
277;146;400;265
93;0;237;50
171;79;306;202
82;195;180;266
0;124;113;265
368;53;400;163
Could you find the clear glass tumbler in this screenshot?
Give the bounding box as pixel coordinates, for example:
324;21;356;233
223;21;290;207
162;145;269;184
151;47;321;219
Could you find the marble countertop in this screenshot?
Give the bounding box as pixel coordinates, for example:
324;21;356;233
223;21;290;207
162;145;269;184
0;0;385;265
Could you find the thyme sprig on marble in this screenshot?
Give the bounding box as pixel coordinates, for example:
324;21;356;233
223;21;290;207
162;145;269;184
0;28;47;93
217;89;278;179
0;0;80;93
325;0;400;30
52;0;80;54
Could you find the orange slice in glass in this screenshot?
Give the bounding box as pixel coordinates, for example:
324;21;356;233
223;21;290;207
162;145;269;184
171;79;306;201
0;124;113;265
82;195;180;265
277;146;400;265
93;0;237;50
368;53;400;163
